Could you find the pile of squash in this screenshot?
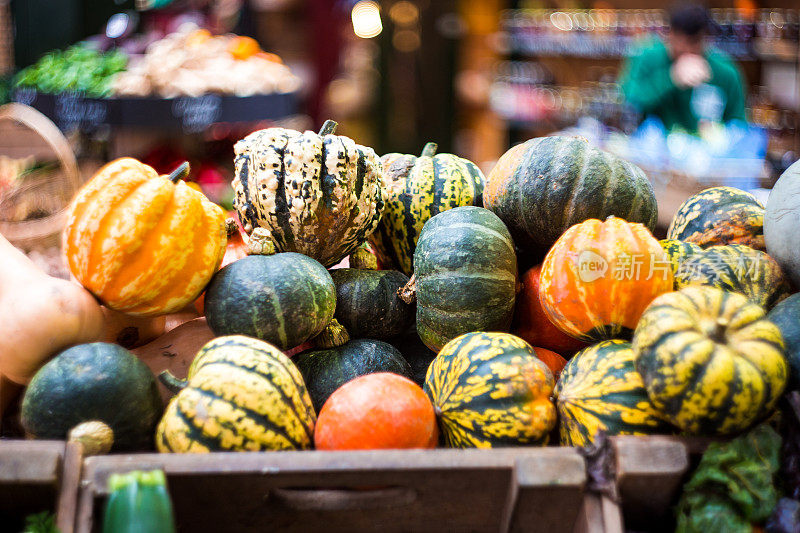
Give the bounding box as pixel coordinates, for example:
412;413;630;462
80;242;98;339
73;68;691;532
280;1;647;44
3;120;800;455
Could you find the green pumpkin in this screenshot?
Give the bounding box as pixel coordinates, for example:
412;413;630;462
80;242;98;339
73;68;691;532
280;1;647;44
205;253;336;350
633;286;787;435
667;186;765;250
483;136;657;260
232;120;387;267
330;268;413;340
369;143;485;275
424;332;556;448
294;339;412;412
21;343;162;451
411;206;517;352
659;239;703;290
554;340;671;447
157;336;316;452
675;244;790;310
767;293;800;389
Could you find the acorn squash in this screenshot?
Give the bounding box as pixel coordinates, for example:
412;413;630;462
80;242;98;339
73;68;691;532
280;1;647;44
659;239;702;290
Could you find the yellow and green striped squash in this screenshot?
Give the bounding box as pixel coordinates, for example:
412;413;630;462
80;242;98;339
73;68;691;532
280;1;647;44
156;335;316;452
675;244;791;310
659;239;702;290
369;143;485;275
554;340;671;447
632;286;788;435
423;332;556;448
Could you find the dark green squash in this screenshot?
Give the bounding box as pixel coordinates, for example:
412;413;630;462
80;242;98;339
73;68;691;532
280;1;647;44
204;252;336;350
21;342;162;451
659;239;703;290
391;326;437;387
767;293;800;390
483;136;657;259
293;339;412;412
406;206;517;352
330;268;413;340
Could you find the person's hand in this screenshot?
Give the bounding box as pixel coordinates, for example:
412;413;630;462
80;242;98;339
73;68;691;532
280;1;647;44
670;54;711;88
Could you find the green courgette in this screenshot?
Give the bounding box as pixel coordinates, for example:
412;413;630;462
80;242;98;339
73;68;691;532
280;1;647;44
103;470;176;533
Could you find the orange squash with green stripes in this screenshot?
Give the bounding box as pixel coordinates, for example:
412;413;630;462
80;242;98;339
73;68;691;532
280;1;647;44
63;158;227;317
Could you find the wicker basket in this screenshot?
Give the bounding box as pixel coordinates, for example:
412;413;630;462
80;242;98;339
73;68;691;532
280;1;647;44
0;103;82;251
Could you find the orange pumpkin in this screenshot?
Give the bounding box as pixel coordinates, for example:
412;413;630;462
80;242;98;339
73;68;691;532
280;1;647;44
539;216;673;342
314;372;438;450
513;265;588;356
63;159;227;317
533;347;568;380
193;219;248;314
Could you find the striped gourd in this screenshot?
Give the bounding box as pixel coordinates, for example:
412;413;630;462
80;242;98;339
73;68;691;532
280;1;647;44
676;244;790;310
424;332;556;448
633;286;787;435
63;159;226;316
369;143;485;275
410;206;517;352
156;336;316;452
659;239;702;290
232;120;387;267
667;186;765;250
554;340;671;447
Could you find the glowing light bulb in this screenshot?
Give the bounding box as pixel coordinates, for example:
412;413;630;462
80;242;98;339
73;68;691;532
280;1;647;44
352;1;383;39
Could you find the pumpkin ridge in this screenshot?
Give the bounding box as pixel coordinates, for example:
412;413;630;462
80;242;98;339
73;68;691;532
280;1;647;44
171;399;222;451
431;155;446;214
562;144;592;232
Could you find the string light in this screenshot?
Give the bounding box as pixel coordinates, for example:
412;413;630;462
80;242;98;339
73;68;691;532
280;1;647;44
352;1;383;39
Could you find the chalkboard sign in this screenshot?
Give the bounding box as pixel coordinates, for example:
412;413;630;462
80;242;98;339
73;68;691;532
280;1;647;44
172;95;222;133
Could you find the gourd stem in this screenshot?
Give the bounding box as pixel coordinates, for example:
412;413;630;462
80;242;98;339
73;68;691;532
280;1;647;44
711;318;729;344
225;218;238;238
398;274;417;304
167;162;190;183
433;406;442;417
421;142;438;158
159;371;188;393
319;120;338;136
349;243;378;270
314;319;351;349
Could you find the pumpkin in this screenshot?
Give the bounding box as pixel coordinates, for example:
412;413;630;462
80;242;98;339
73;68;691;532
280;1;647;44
193;218;249;314
667;186;765;250
512;265;588;355
294;338;412;412
63;159;227;316
330;268;413;340
659;239;703;290
765;159;800;287
391;326;438;387
403;206;517;352
767;293;800;389
533;347;568;380
232;120;387;267
21;343;162;451
204;253;336;350
633;286;788;435
424;332;556;448
675;244;790;310
539;216;673;342
554;340;671;447
156;335;316;452
368;143;485;275
0;234;105;385
483;136;657;260
314;372;437;450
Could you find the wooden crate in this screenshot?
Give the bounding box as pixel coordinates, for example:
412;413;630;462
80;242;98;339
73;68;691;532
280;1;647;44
0;440;83;533
76;447;594;533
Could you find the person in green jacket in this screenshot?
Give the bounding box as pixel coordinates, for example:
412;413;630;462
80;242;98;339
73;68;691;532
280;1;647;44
620;4;747;133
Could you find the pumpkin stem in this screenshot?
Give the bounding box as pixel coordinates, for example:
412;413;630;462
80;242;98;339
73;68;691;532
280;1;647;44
398;274;417;304
349;243;378;270
314;319;350;349
711;318;729;344
167;162;190;183
159;371;188;394
433;406;442;418
421;142;438;158
68;420;114;456
225;217;239;238
319;120;338;136
247;227;276;255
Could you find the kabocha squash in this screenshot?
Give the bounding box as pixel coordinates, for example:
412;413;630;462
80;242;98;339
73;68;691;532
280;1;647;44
554;340;671;447
675;244;790;310
294;338;412;412
63;159;227;316
765;159;800;287
667;186;765;250
483;136;657;260
406;206;517;352
21;343;162;451
369;143;485;275
232;120;387;267
659;239;702;290
0;234;104;384
156;336;316;452
314;372;437;450
330;268;413;340
424;332;556;448
204;253;335;350
633;286;788;435
539;217;673;342
767;293;800;389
